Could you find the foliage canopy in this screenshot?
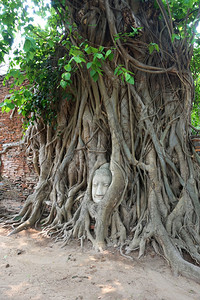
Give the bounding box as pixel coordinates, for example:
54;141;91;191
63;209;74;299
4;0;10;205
0;0;200;131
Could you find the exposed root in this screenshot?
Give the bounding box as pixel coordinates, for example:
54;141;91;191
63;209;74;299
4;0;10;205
2;0;200;282
120;243;134;261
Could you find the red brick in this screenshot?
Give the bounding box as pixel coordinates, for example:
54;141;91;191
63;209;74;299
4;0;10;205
0;75;37;187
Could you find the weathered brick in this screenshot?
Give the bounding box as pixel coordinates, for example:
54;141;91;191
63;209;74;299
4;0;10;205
0;75;37;187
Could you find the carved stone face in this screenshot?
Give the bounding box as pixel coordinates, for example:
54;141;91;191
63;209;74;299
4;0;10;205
92;169;112;204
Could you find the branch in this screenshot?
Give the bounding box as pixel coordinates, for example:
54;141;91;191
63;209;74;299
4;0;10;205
105;0;176;74
0;140;24;154
156;0;173;37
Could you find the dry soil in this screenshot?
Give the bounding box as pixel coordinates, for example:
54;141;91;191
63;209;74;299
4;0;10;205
0;179;200;300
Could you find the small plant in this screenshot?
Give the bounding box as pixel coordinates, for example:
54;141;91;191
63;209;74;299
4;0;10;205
114;65;135;84
114;26;142;42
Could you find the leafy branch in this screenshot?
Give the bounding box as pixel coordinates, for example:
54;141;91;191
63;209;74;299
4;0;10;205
114;65;135;85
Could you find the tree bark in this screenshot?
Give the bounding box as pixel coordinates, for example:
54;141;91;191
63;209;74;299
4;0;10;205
6;0;200;282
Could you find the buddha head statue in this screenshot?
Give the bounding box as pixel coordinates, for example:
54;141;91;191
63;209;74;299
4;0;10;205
92;163;112;204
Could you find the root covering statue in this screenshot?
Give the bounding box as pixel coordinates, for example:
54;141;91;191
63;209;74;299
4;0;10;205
5;0;200;282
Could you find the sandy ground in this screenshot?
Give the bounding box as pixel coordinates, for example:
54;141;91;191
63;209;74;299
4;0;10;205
0;180;200;300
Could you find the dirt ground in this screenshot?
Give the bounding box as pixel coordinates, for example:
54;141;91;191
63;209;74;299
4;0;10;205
0;179;200;300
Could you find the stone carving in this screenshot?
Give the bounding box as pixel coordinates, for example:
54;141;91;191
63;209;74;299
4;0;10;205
92;163;112;204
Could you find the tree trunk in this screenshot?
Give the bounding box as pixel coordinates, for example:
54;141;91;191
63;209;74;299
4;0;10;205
7;0;200;282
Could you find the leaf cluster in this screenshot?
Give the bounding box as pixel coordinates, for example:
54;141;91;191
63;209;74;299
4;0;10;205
162;0;200;42
114;26;142;42
1;8;64;125
0;0;40;64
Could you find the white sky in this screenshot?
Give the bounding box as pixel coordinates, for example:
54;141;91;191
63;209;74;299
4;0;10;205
197;22;200;33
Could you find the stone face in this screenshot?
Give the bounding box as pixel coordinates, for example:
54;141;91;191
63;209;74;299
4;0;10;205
0;75;37;188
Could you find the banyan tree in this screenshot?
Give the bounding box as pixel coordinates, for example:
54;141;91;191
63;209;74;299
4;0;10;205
3;0;200;282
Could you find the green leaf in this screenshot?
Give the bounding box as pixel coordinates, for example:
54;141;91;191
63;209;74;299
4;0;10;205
27;51;35;60
24;90;31;98
114;67;119;75
62;72;71;81
114;34;121;41
122;67;128;72
99;46;104;52
48;40;55;48
184;0;194;8
154;44;159;52
171;34;180;43
15;99;23;106
73;56;86;63
60;80;68;89
150;45;154;54
90;69;96;77
87;62;93;69
70;47;82;56
85;46;98;54
95;53;104;59
94;60;102;68
124;73;131;81
17;74;25;85
114;67;123;76
2;106;11;112
23;36;36;52
64;64;72;72
92;72;99;82
105;50;112;59
6;102;15;109
148;43;159;54
126;76;135;85
108;53;114;61
9;69;21;78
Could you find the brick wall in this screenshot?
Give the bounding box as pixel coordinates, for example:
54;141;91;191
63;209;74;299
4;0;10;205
0;75;37;189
